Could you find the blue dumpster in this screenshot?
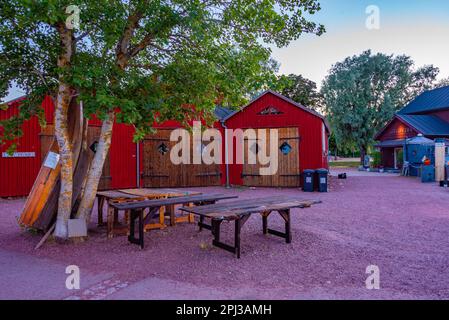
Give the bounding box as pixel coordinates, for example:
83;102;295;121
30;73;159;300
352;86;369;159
421;165;435;183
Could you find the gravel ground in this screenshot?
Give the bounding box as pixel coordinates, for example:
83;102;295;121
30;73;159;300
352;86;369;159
1;168;449;300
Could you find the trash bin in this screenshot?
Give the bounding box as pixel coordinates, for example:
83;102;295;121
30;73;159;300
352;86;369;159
421;165;435;183
303;170;315;192
315;168;328;192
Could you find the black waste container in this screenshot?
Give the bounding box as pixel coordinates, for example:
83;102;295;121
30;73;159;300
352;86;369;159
315;168;328;192
303;169;315;192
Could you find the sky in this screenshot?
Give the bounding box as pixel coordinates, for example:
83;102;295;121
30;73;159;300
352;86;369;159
271;0;449;87
3;0;449;101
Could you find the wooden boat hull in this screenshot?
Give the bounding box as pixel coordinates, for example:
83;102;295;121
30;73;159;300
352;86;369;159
19;98;84;231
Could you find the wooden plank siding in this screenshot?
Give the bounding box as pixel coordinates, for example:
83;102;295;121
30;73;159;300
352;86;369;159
141;129;221;188
242;127;300;187
0;98;43;197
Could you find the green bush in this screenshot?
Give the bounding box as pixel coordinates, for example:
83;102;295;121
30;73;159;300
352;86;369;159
396;149;403;167
371;151;382;168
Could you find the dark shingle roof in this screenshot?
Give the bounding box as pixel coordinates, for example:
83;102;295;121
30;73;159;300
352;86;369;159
214;106;235;121
399;86;449;114
397;114;449;136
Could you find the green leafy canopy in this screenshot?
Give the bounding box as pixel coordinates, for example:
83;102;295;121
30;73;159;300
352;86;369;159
1;0;325;144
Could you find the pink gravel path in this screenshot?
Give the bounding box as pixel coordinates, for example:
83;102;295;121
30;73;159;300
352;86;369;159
1;168;449;299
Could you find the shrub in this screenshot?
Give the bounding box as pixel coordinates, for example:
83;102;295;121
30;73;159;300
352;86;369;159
371;151;382;168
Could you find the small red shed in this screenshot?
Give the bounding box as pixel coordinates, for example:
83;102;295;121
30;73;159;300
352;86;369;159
221;90;329;187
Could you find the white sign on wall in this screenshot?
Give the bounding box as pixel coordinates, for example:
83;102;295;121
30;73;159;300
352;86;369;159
43;151;60;169
2;152;36;158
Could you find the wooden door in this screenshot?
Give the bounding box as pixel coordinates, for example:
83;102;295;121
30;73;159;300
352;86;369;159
184;138;222;187
142;130;182;188
242;127;300;187
142;129;222;188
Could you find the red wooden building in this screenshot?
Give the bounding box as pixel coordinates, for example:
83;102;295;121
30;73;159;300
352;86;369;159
220;90;329;187
1;90;329;197
0;96;138;197
375;86;449;169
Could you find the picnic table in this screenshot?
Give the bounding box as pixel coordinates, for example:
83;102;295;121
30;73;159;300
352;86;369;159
108;194;238;249
180;196;321;258
96;188;201;238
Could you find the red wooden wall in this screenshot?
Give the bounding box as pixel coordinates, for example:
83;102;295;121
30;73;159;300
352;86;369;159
376;117;418;141
1;91;329;196
110;123;138;189
0;96;139;197
0;98;42;197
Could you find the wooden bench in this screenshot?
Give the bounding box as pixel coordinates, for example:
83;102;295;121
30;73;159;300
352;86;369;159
96;189;201;238
108;194;239;248
179;196;321;258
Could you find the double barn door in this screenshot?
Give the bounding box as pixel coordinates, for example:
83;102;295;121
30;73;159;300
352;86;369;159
242;127;300;187
142;129;221;188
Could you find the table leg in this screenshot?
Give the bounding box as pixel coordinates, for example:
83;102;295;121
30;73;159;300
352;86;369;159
159;205;165;226
128;209;145;249
235;219;241;259
97;196;105;226
280;209;292;244
114;209;119;224
129;210;135;241
211;216;249;259
138;209;144;249
211;219;221;240
125;210;130;226
165;204;176;226
265;209;292;244
107;204;114;239
261;211;271;235
199;216;204;231
188;202;194;223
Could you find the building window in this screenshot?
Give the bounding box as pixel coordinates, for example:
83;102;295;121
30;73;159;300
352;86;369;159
157;143;169;155
280;142;292;155
258;106;283;115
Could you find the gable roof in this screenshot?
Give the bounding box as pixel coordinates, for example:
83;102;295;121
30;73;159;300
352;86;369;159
376;113;449;140
221;90;330;132
399;86;449;114
1;95;27;106
396;114;449;136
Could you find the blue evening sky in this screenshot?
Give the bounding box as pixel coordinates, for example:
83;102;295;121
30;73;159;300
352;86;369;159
271;0;449;86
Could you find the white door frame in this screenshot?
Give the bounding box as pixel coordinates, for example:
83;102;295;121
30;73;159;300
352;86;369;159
394;147;402;169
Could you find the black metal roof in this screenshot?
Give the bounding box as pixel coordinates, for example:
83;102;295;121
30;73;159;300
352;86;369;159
397;114;449;136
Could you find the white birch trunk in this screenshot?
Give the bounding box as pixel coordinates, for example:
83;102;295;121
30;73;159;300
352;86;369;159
53;24;74;240
54;84;73;240
76;110;115;222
